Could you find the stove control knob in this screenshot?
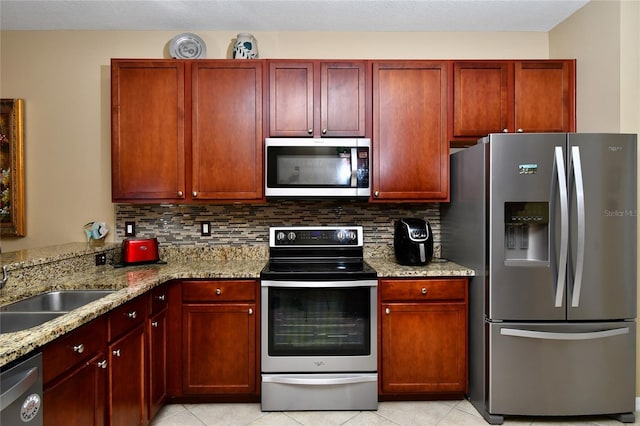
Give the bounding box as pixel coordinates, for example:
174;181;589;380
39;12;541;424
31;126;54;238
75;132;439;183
336;230;347;242
349;231;357;241
276;231;286;242
287;232;296;241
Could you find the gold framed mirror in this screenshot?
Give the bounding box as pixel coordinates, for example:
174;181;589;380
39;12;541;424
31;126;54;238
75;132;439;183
0;99;25;237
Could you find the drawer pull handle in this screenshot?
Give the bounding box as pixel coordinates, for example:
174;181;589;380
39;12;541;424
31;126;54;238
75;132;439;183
248;308;253;315
151;321;159;328
385;308;390;315
421;288;427;295
156;294;166;301
112;349;121;357
97;360;107;369
73;344;84;354
216;288;222;295
128;311;137;319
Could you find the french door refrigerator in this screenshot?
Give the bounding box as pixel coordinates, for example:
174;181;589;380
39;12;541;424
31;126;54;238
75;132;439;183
442;133;637;424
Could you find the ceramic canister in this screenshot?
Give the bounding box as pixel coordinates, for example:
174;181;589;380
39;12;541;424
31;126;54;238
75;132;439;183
233;33;258;59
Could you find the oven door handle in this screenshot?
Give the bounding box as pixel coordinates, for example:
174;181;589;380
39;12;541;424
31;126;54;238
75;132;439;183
261;280;378;288
262;375;377;386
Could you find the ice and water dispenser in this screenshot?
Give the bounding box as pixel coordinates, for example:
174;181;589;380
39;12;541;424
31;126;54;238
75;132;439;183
504;202;549;264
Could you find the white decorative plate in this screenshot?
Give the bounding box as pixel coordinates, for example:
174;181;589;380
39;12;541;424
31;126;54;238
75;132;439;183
169;33;206;59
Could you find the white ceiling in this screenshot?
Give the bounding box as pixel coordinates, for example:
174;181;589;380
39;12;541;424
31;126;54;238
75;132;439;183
0;0;589;32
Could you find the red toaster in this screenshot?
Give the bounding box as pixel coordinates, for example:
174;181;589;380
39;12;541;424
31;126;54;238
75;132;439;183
121;238;160;264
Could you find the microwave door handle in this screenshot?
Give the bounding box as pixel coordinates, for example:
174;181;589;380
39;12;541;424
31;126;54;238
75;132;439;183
350;148;358;187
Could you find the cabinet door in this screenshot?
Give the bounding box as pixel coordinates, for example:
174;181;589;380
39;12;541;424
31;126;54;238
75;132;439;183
380;302;466;394
111;60;186;201
109;325;146;426
373;61;449;201
451;61;512;140
514;60;575;133
321;62;367;137
192;61;264;200
44;353;107;426
148;309;167;420
182;303;257;395
269;62;314;137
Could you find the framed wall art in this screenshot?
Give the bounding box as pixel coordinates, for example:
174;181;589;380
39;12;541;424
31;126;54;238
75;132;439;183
0;99;25;237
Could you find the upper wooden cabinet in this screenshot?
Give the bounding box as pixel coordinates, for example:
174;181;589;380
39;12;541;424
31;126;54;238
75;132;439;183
372;61;449;202
111;60;186;201
111;59;264;203
268;61;368;137
450;60;575;145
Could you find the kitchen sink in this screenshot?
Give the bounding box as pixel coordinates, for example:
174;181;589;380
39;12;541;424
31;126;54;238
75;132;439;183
0;290;115;313
0;311;65;333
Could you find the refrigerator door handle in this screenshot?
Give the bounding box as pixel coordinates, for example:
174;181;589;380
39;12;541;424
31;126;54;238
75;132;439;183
500;327;630;341
551;146;569;307
569;146;586;307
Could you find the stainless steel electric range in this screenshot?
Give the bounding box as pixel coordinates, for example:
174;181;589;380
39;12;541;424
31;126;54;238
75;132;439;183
260;226;378;411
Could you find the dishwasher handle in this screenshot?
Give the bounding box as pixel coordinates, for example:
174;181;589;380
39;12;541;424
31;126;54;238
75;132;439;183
0;366;38;411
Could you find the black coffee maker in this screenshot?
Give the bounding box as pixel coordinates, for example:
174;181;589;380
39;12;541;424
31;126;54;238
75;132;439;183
394;218;434;266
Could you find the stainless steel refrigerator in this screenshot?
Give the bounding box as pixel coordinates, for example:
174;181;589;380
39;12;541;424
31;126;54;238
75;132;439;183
441;133;637;424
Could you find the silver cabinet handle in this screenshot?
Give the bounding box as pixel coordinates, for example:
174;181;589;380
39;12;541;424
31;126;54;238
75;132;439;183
216;288;222;295
156;294;166;301
112;349;121;357
307;128;313;135
151;321;159;328
97;360;108;369
322;128;327;134
385;307;390;315
177;191;183;197
248;308;253;315
517;128;523;133
374;191;379;197
128;311;137;319
421;288;427;295
192;191;197;197
73;344;85;354
502;128;509;133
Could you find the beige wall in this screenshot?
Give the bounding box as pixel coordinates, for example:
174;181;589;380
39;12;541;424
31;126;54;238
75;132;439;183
551;0;640;402
0;30;548;251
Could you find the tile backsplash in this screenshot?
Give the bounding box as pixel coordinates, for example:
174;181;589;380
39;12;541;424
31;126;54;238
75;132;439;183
115;200;441;256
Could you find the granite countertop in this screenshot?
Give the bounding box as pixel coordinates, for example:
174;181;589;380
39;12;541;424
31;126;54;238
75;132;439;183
0;244;474;367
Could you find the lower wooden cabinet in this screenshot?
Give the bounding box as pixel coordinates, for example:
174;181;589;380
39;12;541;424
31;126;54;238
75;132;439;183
43;318;108;426
379;278;468;398
180;280;259;398
107;296;148;426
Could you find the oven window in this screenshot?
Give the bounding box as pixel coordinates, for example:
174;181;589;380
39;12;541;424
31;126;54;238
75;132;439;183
268;287;370;356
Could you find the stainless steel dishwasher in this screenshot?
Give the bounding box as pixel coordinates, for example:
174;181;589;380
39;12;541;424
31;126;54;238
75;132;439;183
0;352;43;425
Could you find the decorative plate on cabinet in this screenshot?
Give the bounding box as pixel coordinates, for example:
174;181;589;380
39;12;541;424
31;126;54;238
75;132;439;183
169;33;206;59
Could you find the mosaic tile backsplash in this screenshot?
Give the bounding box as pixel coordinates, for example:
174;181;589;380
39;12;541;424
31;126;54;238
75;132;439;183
115;200;441;257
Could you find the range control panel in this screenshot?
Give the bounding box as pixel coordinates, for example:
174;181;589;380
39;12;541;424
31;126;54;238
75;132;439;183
269;226;363;247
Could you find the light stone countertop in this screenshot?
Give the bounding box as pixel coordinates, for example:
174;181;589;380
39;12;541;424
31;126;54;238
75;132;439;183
0;244;474;367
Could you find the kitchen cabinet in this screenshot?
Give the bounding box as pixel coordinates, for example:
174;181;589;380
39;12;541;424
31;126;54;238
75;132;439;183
111;59;264;203
43;317;108;426
181;280;259;398
268;61;368;137
111;60;186;201
372;61;449;201
450;60;575;146
379;278;468;397
147;284;170;420
108;296;147;426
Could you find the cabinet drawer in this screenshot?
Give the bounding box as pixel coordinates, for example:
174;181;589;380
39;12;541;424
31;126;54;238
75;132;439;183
182;280;257;302
109;296;147;341
380;279;466;302
43;316;107;384
149;283;170;315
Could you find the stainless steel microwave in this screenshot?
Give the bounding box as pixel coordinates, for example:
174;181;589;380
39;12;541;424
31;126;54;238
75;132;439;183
265;138;371;198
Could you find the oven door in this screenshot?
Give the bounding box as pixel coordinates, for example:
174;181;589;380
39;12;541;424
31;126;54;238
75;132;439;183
261;279;377;373
265;138;370;197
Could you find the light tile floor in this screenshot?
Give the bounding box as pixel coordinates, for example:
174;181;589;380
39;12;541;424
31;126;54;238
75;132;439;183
149;400;639;426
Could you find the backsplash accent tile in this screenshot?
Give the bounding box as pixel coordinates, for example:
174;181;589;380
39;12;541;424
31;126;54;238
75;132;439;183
115;200;441;256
